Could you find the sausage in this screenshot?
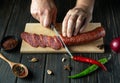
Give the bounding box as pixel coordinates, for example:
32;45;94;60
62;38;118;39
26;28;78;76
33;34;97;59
21;27;105;50
61;27;105;46
21;32;62;50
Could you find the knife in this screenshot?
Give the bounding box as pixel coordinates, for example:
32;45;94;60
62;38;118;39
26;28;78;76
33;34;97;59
50;24;107;71
51;24;73;58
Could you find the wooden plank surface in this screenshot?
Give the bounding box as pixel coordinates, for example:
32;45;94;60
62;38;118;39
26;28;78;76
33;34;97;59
0;0;15;41
20;23;104;53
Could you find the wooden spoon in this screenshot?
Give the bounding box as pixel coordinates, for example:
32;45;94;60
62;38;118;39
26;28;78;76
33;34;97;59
0;53;28;78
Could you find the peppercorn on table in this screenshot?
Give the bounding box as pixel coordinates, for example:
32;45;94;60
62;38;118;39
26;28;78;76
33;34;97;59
0;0;120;83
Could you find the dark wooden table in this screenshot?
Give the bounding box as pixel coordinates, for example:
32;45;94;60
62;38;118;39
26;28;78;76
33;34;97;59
0;0;120;83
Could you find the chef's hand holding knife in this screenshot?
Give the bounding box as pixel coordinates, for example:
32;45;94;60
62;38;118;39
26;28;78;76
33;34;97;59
30;0;95;37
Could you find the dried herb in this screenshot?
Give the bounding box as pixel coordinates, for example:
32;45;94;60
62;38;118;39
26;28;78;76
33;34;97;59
64;64;71;71
13;65;25;76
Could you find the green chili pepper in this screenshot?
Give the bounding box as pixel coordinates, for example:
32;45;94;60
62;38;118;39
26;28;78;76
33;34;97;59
68;55;111;79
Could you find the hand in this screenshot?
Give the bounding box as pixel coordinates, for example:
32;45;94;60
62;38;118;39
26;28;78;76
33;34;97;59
62;7;92;37
30;0;57;27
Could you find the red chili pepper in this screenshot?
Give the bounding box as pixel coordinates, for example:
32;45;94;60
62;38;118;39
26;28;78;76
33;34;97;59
72;55;107;71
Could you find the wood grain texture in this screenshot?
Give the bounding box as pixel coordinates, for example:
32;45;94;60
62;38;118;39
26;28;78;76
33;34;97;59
0;0;15;42
20;23;104;53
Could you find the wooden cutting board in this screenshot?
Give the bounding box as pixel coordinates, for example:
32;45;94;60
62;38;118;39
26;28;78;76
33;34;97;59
20;23;104;53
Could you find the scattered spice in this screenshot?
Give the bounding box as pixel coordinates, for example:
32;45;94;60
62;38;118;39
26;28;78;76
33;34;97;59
2;38;18;50
62;57;66;62
97;44;104;49
12;65;25;77
30;58;38;62
47;69;53;75
64;64;71;71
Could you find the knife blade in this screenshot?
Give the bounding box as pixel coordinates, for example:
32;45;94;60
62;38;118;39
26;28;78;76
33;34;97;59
51;24;73;58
